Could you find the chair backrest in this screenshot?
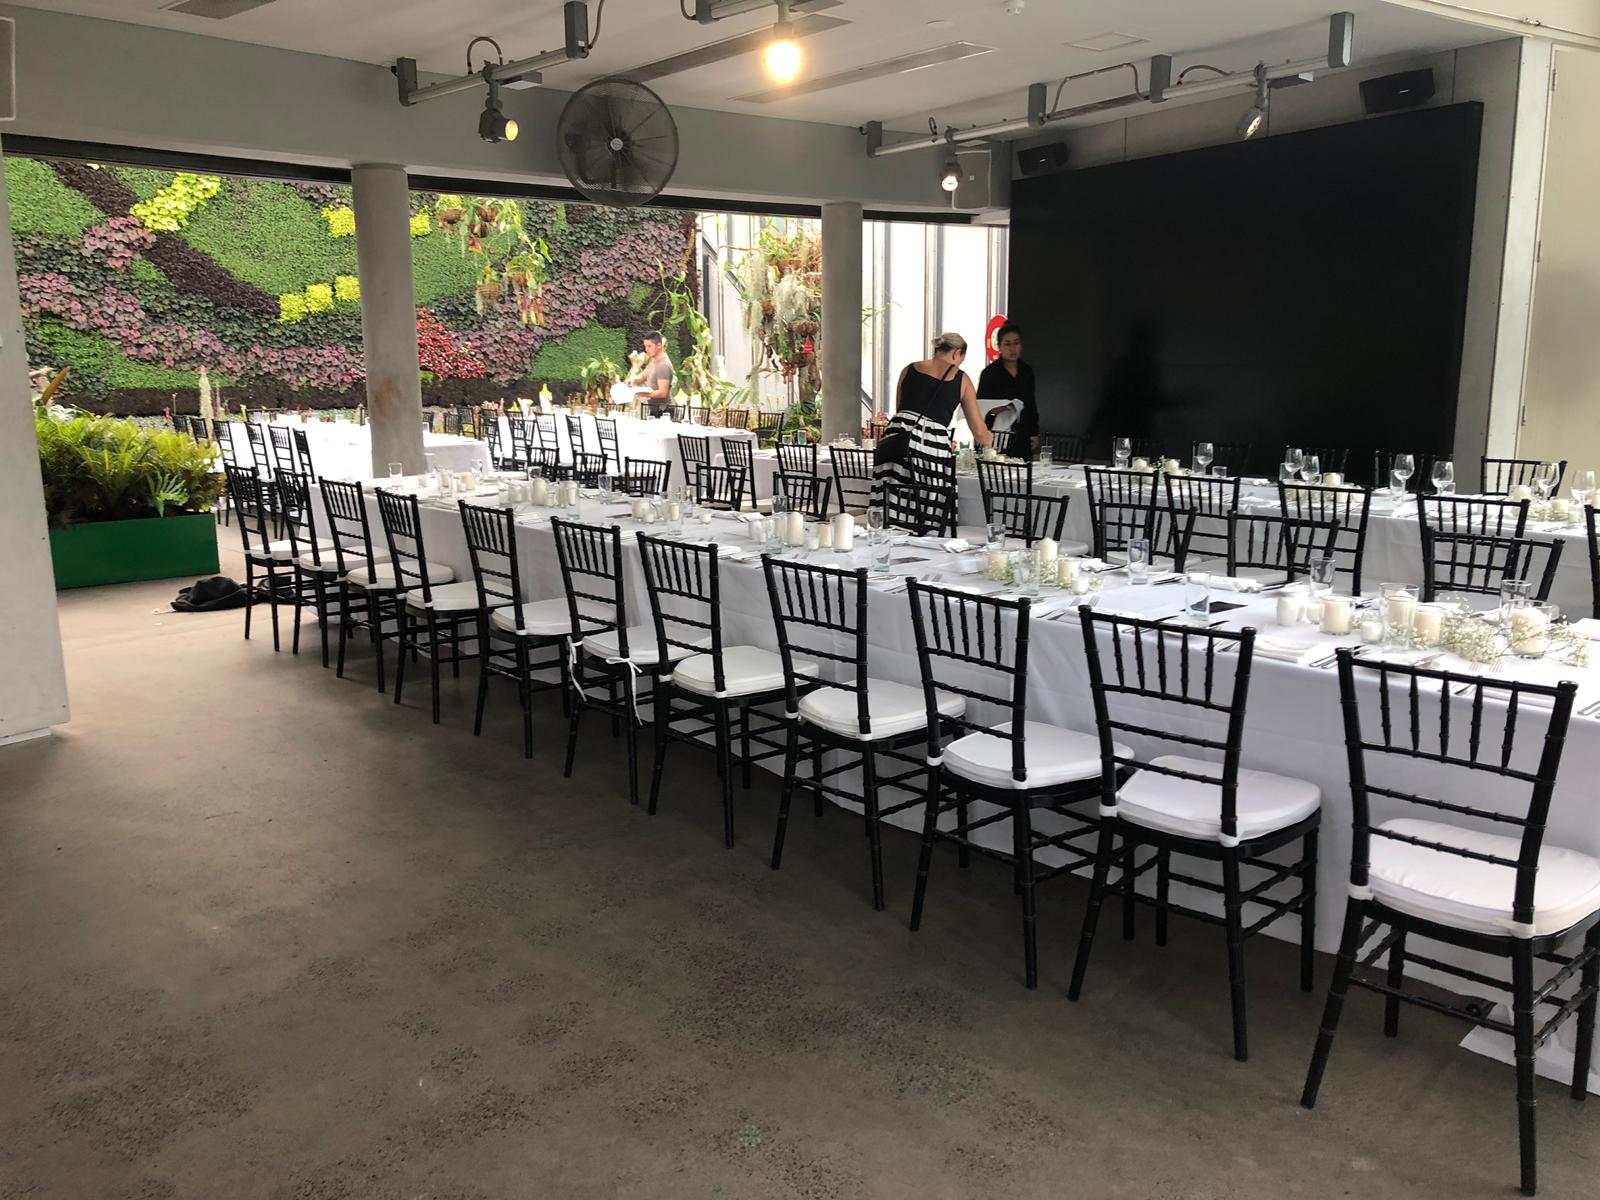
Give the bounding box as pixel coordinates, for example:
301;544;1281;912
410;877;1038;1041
1038;432;1085;463
183;415;208;440
1164;473;1241;564
484;415;505;463
224;464;273;557
1084;466;1158;558
986;491;1069;544
441;411;463;436
670;403;688;423
906;580;1033;781
1193;441;1251;474
291;427;315;479
777;441;817;477
688;404;708;426
1115;435;1163;461
622;457;672;496
534;412;559;452
457;405;478;438
374;489;441;607
976;458;1032;510
637;534;725;686
530;447;566;481
1292;445;1350;476
594;417;621;473
882;479;954;537
244;421;271;475
692;464;746;510
550;517;627;648
1417;494;1529;539
1588;504;1600;620
319;478;381;581
1080;610;1256;843
566;413;589;456
1278;482;1372;593
724;408;749;431
756;409;786;447
509;417;535;468
1418;530;1564;602
1373;449;1438;490
830;446;874;513
268;424;298;476
764;557;870;733
274;469;323;567
721;437;754;508
774;472;833;520
678;434;711;470
213;420;237;466
1223;512;1338;583
1334;648;1577;932
459;499;523;613
989;430;1014;458
1481;457;1567;496
570;451;607;487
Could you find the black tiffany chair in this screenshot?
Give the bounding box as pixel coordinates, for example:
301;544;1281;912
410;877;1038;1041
907;581;1117;987
1083;465;1167;562
1483;457;1568;496
1038;432;1086;463
691;464;746;511
774;472;833;521
1163;472;1241;565
459;499;570;759
976;458;1031;517
1302;652;1597;1196
223;464;295;651
594;417;622;476
639;534;805;847
764;558;957;910
1587;505;1600;620
1418;493;1530;539
274;469;339;666
1207;512;1339;585
721;437;756;510
678;434;711;491
1418;530;1563;605
1071;613;1321;1061
830;446;875;513
1279;481;1373;594
621;457;672;497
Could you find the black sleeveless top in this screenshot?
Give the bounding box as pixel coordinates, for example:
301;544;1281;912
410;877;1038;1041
896;363;962;426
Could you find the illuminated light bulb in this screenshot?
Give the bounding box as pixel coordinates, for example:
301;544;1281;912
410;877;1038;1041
764;23;802;83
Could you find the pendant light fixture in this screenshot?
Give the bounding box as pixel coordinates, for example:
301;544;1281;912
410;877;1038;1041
763;0;802;83
478;75;519;142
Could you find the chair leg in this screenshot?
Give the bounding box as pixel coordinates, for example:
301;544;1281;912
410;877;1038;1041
1016;803;1039;989
1222;850;1249;1062
1301;899;1367;1108
772;721;800;869
811;741;824;816
392;607;409;705
715;701;735;848
623;676;641;808
243;560;255;641
956;799;971;869
908;766;942;932
1067;824;1117;1001
1121;837;1137;941
473;621;494;738
266;564;281;651
335;583;351;678
1512;940;1539;1197
739;703;753;790
315;574;333;668
1572;925;1600;1101
1301;829;1319;993
562;664;582;779
1156;849;1171;947
1384;931;1408;1038
426;613;442;724
862;747;885;912
372;594;389;694
648;684;671;816
290;571;304;656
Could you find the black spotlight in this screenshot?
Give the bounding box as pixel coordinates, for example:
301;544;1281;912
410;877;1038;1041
479;80;519;143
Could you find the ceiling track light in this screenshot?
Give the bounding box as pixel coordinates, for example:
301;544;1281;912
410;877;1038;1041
1235;63;1268;140
764;0;802;83
939;157;962;192
478;76;518;143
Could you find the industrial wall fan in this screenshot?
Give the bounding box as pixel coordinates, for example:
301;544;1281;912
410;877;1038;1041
557;77;679;207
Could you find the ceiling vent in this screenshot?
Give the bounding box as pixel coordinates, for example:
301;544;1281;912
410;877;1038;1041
163;0;277;18
1064;31;1146;53
737;41;993;103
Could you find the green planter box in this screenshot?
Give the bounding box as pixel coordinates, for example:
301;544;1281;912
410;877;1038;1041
49;513;219;590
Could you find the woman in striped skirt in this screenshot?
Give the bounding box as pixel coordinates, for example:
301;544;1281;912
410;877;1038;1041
871;332;994;519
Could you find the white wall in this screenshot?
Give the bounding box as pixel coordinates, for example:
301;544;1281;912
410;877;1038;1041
1013;38;1544;485
0;4;950;211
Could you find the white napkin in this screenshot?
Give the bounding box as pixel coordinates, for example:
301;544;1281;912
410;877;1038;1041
1201;576;1266;594
1251;637;1315;664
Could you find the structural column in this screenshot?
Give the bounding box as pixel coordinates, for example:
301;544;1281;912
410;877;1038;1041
352;163;425;475
820;201;864;444
0;138;70;743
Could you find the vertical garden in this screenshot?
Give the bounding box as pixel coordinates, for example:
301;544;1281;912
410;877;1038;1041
8;157;696;414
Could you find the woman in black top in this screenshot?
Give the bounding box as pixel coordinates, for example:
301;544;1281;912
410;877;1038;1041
976;322;1038;459
871;332;994;511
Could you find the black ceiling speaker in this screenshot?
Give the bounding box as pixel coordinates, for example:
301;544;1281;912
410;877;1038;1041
557;77;680;208
1017;142;1069;177
1360;68;1436;115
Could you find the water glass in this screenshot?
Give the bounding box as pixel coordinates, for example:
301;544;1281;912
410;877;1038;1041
1533;462;1559;503
866;506;885;535
1127;537;1152;585
1011;549;1040;597
387;461;404;484
1392;453;1415;492
1285;447;1304;472
1113;437;1132;468
1279;461;1298;485
1037;445;1054;469
986;522;1008;551
870;531;893;572
1310;555;1337;596
1185;572;1212;624
1570;469;1594;510
1212;465;1229;478
765;514;785;553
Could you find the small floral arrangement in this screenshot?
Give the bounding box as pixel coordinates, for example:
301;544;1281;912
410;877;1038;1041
1440;607;1500;664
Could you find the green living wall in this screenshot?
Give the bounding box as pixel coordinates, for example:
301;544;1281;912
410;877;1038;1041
9;157;696;413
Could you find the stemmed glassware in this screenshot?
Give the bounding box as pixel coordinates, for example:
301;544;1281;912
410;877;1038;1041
1285;447;1304;475
1391;453;1415;497
1279;460;1299;485
1572;470;1596;511
1193;442;1214;474
1113;437;1132;468
1533;462;1559;504
1299;454;1321;485
1430;459;1455;495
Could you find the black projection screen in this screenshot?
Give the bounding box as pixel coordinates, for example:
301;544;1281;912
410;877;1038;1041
1008;102;1483;479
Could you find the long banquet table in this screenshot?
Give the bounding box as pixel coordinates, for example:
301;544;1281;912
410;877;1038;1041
227;417;493;481
351;481;1600;1087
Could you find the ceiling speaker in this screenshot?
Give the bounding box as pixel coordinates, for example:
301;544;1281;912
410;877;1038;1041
1360;68;1435;115
1017;142;1069;177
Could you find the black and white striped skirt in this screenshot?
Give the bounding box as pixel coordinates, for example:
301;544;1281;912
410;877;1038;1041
870;411;954;506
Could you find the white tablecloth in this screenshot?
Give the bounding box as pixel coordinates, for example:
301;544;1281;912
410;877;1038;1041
498;410;755;489
227;417;492;481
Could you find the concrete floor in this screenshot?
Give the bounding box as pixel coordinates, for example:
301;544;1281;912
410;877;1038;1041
2;530;1597;1199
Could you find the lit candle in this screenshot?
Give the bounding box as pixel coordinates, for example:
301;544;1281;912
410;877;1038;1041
530;477;548;506
1323;472;1343;487
1510;483;1533;501
1360;618;1384;644
1413;605;1443;647
1552;498;1572;520
1321;596;1354;635
1508;607;1551;657
1036;538;1058;564
784;510;806;546
832;513;854;552
817;522;834;549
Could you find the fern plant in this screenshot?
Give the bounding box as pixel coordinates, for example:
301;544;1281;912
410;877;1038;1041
34;407;222;528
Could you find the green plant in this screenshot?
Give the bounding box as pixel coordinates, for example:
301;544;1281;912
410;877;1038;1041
531;324;627;383
130;173;222;233
578;353;624;398
733;222;822;412
4;158;102;237
34;408;223;527
650;268;729;404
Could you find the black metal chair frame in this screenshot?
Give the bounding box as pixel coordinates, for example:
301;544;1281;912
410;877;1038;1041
678;434;711;486
320;478;399;694
224;464;292;651
1587;504;1600;621
1302;651;1596;1197
621;456;672;497
508;417;535;472
1418;529;1564;604
290;426;316;479
1483;457;1568;497
275;468;339;667
721;437;756;510
830;447;875;513
1279;482;1373;594
906;582;1114;988
1293;445;1351;477
459;499;570;759
985;490;1070;545
690;464;747;510
1071;612;1319;1061
777;441;818;479
882;476;956;537
1206;512;1339;585
1417;494;1531;540
976;459;1032;522
1162;473;1241;564
594;417;622;476
1192;440;1251;475
1038;432;1086;463
1084;466;1171;562
773;471;834;520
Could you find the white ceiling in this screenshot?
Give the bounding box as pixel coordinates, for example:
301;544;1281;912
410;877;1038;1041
10;0;1495;131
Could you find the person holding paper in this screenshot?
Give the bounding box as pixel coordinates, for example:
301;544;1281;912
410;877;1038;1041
976;323;1039;459
633;331;675;418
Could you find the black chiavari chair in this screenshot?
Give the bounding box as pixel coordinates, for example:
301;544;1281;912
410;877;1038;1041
212;419;236;468
621;457;672;497
274;469;339;667
678;434;711;488
594;417;622;476
774;472;833;520
1084;466;1162;561
508;417;535;472
457;405;478;438
569;452;607;488
1163;473;1241;564
1418;530;1563;604
1219;513;1339;585
1071;612;1320;1060
441;410;463;436
765;558;958;909
638;535;799;847
1116;435;1164;462
268;424;299;478
1194;440;1251;474
1484;457;1567;496
376;489;486;725
290;427;316;479
882;476;957;537
534;412;561;460
986;492;1071;546
566;413;591;460
976;458;1031;516
484;415;509;470
1279;482;1373;594
721;437;756;510
459;499;570;759
1587;505;1600;620
755;410;786;449
183;415;208;440
1294;446;1350;476
670;403;689;423
242;419;283;528
1418;494;1530;539
1038;432;1086;463
989;430;1014;458
776;440;817;478
687;403;708;426
691;464;746;510
1374;449;1438;491
224;464;293;651
530;447;568;482
1303;652;1596;1197
907;581;1114;987
724;407;750;431
830;447;875;513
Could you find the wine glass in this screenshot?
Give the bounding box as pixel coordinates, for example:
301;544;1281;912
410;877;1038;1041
1299;454;1321;485
866;506;885;535
1193;442;1214;474
1113;437;1132;468
1431;459;1455;495
1533;462;1559;503
1285;447;1304;473
1391;453;1415;496
387;461;403;484
1572;469;1596;510
1279;460;1298;485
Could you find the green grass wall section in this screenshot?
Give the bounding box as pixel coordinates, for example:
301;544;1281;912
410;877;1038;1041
529;324;628;382
5;159;103;237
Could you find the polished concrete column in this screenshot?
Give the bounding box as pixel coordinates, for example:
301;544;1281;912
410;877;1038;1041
820;201;864;444
352;163;424;475
0;138;70;743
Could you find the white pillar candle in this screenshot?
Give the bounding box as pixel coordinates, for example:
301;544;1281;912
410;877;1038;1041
631;498;648;521
1275;594;1304;626
1413;605;1444;647
831;513;854;552
1323;472;1343;487
1508;607;1551;656
1385;589;1417;631
784;510;806;546
530;477;549;505
565;480;580;505
1510;483;1533;501
1360;618;1384;644
1162;458;1181;475
817;522;834;549
1036;538;1058;563
1552;498;1572;520
666;500;682;522
1320;596;1354;635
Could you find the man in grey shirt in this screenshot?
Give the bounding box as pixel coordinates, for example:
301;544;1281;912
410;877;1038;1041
634;330;675;418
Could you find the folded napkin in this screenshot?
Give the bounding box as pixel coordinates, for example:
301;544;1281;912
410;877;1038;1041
902;535;971;552
1198;575;1266;594
1251;637;1314;664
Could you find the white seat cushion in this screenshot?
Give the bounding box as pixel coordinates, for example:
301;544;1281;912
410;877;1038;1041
265;537;332;562
490;598;570;638
296;550;342;573
403;580;488;612
799;678;965;741
943;721;1119;791
1116;755;1320;843
672;646;818;699
584;625;709;668
348;562;455;591
1368;817;1600;937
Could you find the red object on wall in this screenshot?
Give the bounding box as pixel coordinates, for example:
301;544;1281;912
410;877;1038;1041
985;314;1007;362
